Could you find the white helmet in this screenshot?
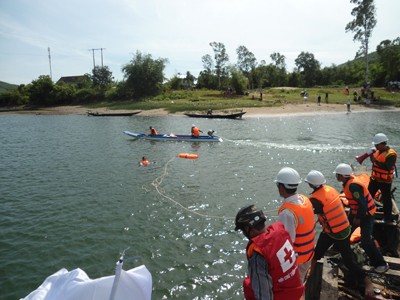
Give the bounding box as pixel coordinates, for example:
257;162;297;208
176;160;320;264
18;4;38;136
305;170;326;187
373;133;388;145
333;163;353;177
275;167;301;188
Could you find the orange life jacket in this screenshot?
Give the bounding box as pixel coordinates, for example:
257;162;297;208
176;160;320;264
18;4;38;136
150;128;158;135
311;185;350;234
278;194;315;264
371;148;397;183
140;159;150;166
192;127;200;137
343;175;376;216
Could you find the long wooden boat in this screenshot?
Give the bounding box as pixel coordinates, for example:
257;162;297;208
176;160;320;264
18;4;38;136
123;131;223;142
88;111;141;117
184;111;246;119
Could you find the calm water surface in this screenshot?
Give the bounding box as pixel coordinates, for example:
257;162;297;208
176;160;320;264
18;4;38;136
1;111;400;299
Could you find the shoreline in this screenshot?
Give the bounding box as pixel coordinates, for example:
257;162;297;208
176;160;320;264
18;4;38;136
1;103;399;117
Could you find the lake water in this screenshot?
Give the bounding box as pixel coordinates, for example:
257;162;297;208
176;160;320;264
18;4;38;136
1;110;400;299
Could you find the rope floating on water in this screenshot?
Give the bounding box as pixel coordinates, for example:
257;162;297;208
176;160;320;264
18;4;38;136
150;157;227;220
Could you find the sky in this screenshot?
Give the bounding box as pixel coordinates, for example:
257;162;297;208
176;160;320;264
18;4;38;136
0;0;399;85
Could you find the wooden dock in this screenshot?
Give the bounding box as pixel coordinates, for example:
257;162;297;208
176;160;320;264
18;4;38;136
306;217;400;299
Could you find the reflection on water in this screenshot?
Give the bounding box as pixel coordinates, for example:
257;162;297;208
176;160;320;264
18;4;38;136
1;112;399;299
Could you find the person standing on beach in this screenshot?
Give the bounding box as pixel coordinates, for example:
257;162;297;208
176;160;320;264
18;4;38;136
347;99;351;112
235;204;304;300
325;92;329;103
275;167;315;283
317;95;321;106
368;133;398;223
334;163;389;273
304;170;375;297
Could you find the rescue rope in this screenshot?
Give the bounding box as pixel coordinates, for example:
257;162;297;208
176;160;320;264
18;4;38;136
143;154;280;221
150;157;227;220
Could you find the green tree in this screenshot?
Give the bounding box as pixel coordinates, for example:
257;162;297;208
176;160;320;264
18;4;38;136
51;84;76;105
91;66;113;89
345;0;377;83
229;67;248;95
209;42;229;89
270;52;288;86
197;54;217;89
201;54;214;74
236;45;257;88
122;51;167;99
0;86;29;106
28;75;54;105
295;52;320;87
253;60;268;89
376;38;400;82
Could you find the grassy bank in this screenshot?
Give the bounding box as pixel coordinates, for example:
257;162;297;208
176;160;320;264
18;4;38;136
87;87;400;113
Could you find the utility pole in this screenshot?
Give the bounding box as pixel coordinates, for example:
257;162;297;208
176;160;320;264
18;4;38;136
48;47;53;81
89;48;106;69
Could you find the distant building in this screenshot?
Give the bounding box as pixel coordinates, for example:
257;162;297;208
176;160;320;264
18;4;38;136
56;75;90;88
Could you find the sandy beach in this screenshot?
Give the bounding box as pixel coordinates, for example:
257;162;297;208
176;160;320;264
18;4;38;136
1;102;399;117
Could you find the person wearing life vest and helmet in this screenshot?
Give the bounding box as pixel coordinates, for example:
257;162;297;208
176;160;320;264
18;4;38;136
334;163;389;273
368;133;398;223
235;204;304;300
191;124;203;138
275;167;315;285
305;170;375;297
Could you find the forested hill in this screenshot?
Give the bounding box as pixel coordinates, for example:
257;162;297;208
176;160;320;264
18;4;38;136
338;51;379;67
0;81;18;94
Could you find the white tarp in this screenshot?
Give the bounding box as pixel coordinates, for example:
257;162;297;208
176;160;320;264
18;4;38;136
22;265;152;300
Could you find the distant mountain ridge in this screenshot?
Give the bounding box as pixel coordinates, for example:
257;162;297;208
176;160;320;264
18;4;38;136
0;81;18;94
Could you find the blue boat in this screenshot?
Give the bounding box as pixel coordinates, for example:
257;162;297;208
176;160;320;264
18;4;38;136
123;131;223;142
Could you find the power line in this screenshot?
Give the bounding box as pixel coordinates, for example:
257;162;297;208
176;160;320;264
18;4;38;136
89;48;106;69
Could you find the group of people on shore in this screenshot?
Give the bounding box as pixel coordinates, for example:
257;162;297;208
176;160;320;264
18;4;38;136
235;132;397;299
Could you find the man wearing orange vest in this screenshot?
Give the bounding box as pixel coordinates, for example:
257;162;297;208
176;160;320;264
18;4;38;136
275;167;315;284
368;133;398;223
149;126;158;136
235;204;304;300
305;170;375;297
191;124;203;137
334;163;389;273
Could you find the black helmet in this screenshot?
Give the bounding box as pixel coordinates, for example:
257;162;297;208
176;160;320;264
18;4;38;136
235;204;266;231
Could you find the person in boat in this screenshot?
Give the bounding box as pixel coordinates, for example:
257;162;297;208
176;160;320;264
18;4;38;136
304;170;375;297
235;204;304;300
274;167;315;285
334;163;389;273
191;124;203;138
368;133;398;223
149;126;158;136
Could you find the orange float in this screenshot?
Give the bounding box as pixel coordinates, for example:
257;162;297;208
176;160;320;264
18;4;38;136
178;153;198;159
